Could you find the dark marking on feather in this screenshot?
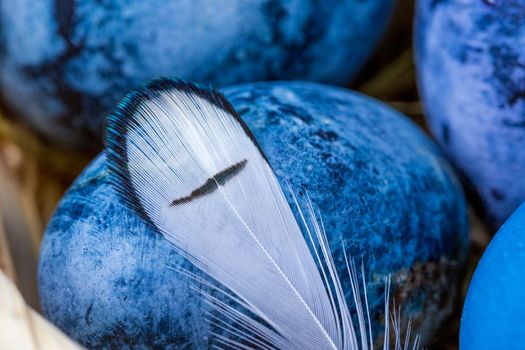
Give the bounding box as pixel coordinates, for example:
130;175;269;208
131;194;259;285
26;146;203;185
105;78;269;231
170;159;248;206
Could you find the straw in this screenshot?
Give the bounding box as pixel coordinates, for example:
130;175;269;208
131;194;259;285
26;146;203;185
0;270;83;349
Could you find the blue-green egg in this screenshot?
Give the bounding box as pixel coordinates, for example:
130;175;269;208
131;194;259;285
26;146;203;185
415;0;525;228
461;202;525;350
0;0;394;150
38;82;469;348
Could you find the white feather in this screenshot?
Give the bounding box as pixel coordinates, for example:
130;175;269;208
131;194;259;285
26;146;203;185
105;79;419;350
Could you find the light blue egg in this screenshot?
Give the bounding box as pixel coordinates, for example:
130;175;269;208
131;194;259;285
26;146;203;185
0;0;394;150
461;202;525;350
38;82;469;348
414;0;525;228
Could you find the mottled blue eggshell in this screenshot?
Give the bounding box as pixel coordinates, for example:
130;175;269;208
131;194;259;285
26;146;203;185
461;202;525;350
39;82;469;349
0;0;394;150
414;1;525;228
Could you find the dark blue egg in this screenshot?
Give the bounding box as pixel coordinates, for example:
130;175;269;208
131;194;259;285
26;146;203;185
0;0;394;150
38;82;469;348
461;202;525;350
414;0;525;228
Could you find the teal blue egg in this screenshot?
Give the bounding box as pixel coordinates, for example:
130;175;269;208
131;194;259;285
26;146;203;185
461;202;525;350
39;82;469;348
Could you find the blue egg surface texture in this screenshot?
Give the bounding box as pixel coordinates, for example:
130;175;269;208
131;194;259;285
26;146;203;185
461;202;525;350
415;1;525;228
39;82;469;349
0;0;394;150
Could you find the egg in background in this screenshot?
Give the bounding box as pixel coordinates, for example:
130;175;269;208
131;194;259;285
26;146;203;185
0;0;394;150
414;0;525;228
461;201;525;350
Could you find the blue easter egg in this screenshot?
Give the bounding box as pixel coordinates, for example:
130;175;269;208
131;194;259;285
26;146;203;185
38;82;469;348
461;202;525;350
414;1;525;227
0;0;394;150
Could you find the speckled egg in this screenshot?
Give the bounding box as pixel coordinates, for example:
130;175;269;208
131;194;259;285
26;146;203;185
0;0;394;150
38;82;469;349
461;201;525;350
414;0;525;228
